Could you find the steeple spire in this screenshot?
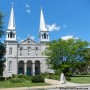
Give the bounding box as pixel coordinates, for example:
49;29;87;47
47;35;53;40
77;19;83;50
40;7;47;31
8;3;16;30
6;4;17;41
39;7;49;42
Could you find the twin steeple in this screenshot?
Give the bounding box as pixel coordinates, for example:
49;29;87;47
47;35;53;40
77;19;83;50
6;4;16;41
8;4;16;30
6;4;49;42
39;7;49;42
40;7;47;32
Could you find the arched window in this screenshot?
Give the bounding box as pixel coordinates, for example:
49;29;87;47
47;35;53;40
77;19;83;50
20;47;23;55
9;47;12;55
44;33;46;39
9;61;12;71
35;47;38;55
10;32;13;38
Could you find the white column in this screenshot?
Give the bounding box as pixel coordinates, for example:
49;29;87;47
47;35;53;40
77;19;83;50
24;63;27;75
32;63;35;76
40;63;41;74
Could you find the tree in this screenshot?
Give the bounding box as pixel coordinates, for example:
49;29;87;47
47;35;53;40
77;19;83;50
0;11;5;77
0;43;5;76
83;48;90;73
0;12;5;38
45;38;90;76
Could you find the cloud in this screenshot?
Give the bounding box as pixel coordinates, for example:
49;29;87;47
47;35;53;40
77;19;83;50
61;35;78;40
61;35;74;40
26;4;30;8
25;3;31;14
30;36;35;40
46;24;61;31
26;9;31;14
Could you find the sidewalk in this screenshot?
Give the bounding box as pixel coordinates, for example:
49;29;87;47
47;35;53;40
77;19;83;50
0;79;90;90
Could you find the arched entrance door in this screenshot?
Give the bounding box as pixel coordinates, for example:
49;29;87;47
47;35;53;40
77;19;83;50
27;61;32;75
18;61;24;75
35;60;40;75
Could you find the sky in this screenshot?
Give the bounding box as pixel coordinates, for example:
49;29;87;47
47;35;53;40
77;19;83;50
0;0;90;42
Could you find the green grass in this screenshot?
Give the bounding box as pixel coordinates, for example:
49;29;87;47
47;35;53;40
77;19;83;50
0;80;49;88
70;75;90;84
0;74;90;88
46;74;90;84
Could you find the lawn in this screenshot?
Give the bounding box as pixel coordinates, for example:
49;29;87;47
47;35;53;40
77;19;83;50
70;75;90;84
0;74;90;88
47;74;90;84
0;80;49;88
0;75;49;88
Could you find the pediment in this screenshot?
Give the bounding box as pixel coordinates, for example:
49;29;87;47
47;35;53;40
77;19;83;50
21;38;37;45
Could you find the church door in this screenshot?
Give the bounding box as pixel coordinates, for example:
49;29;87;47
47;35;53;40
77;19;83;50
35;67;39;75
35;60;40;75
18;67;24;74
27;67;31;75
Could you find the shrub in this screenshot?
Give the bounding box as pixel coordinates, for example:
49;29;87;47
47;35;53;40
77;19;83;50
10;78;25;83
0;77;5;81
7;76;12;80
17;75;31;81
46;73;54;79
65;72;73;77
12;74;17;78
17;74;23;78
31;75;44;83
52;75;60;80
40;72;49;78
66;77;71;81
22;75;31;81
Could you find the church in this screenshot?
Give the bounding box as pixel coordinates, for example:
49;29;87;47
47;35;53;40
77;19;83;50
3;5;51;77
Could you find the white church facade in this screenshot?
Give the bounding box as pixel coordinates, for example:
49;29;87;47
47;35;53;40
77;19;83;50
3;5;51;77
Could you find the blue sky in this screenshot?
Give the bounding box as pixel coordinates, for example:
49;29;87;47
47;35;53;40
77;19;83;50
0;0;90;42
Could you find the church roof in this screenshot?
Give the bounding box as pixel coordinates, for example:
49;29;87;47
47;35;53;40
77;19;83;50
40;7;47;32
8;4;16;30
20;37;38;45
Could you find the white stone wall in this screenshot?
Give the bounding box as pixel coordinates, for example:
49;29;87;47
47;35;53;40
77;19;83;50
7;57;18;77
3;38;52;77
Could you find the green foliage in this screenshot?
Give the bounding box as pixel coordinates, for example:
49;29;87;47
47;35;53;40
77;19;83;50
0;11;5;77
17;75;31;81
0;77;5;81
0;12;5;38
23;75;31;80
10;78;25;83
31;75;44;83
40;72;50;78
0;79;48;88
45;38;90;75
66;77;71;81
17;74;23;78
0;43;6;76
48;74;60;80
